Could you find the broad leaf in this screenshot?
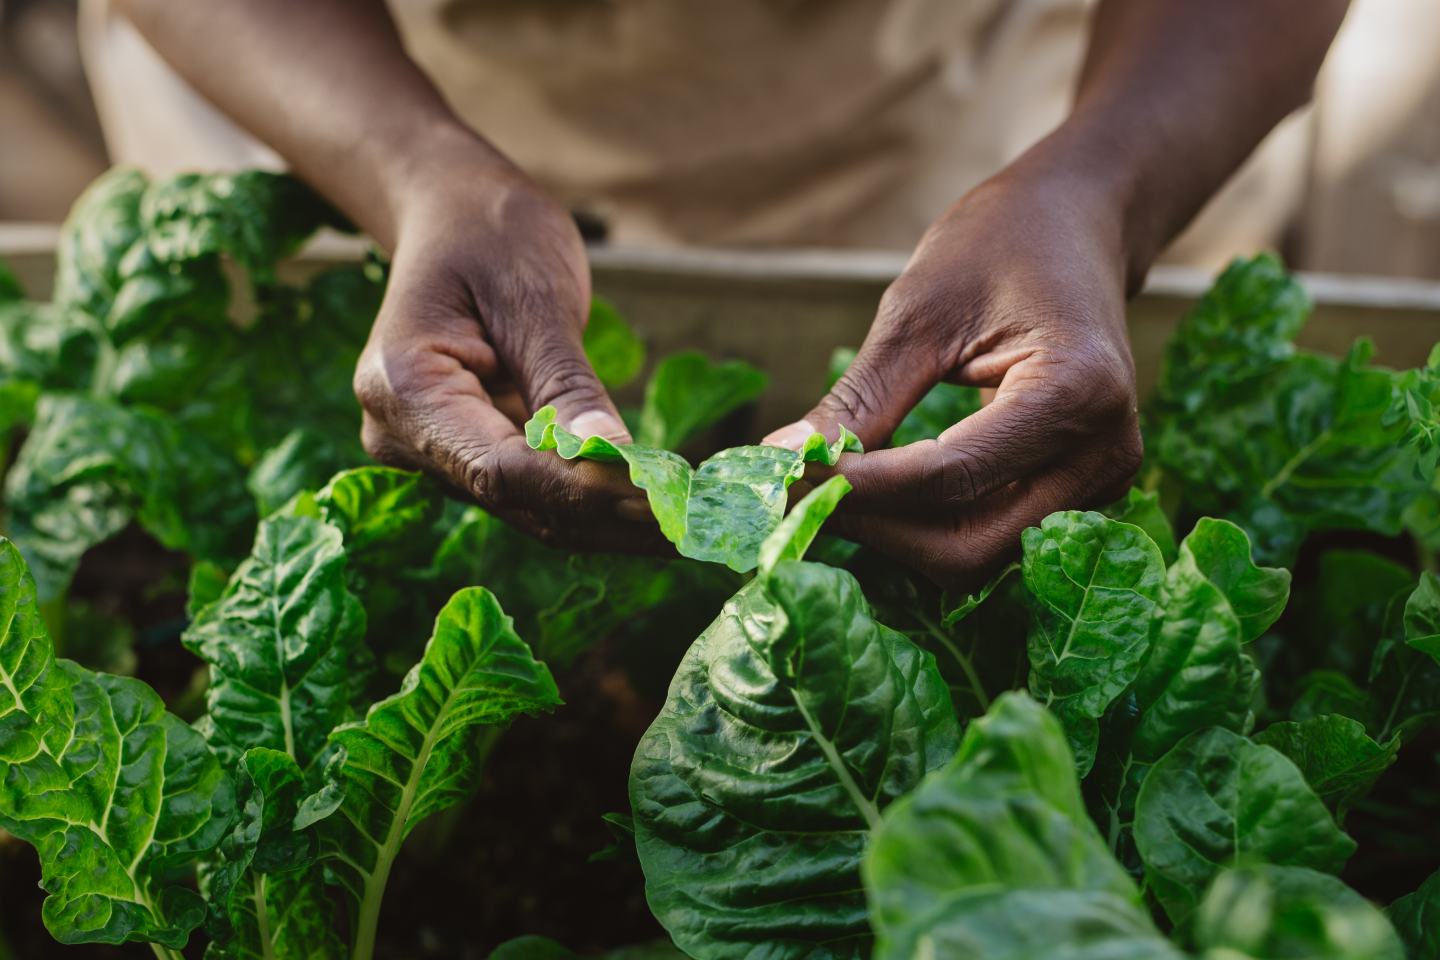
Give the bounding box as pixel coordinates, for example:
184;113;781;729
1105;487;1178;565
183;514;368;768
303;588;560;949
1193;865;1404;960
865;693;1175;960
1254;715;1399;819
526;405;860;571
1022;511;1165;773
1133;727;1356;924
631;561;959;959
757;474;852;575
0;539;235;948
205;748;343;960
634;351;767;449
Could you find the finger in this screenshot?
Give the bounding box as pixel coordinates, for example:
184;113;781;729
764;296;945;451
501;295;632;444
357;344;648;531
830;442;1138;589
834;350;1138;512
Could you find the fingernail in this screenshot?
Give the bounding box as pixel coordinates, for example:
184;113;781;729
569;410;631;443
762;420;817;451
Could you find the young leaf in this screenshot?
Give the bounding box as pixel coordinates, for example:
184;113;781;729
0;539;236;949
526;405;860;571
583;296;646;389
182;514;369;769
1104;487;1179;565
1128;519;1286;762
1193;865;1405;960
1389;867;1440;959
630;561;959;959
634;351;767;449
864;693;1176;960
1021;511;1165;773
304;587;561;957
1133;727;1356;925
204;749;344;960
756;474;852;575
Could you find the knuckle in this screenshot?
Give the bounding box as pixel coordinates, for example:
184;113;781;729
526;351;603;408
825;365;890;425
938;444;983;503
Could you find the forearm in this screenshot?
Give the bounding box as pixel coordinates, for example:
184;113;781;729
114;0;508;250
1015;0;1350;289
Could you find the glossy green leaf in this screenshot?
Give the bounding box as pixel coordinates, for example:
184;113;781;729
1254;715;1399;819
1105;487;1179;565
1021;511;1165;773
0;539;235;948
310;466;442;568
527;405;860;571
634;351;767;449
1193;865;1405;960
1133;727;1356;925
1389;867;1440;959
630;560;959;959
757;474;852;575
248;428;354;518
183;514;368;768
204;748;343;960
303;587;560;953
584;295;646;389
865;693;1175;960
1129;519;1285;762
5;393;250;600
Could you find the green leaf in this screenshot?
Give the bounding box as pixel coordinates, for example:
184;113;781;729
634;351;767;449
1129;519;1285;762
1194;865;1405;960
526;405;860;572
630;561;959;959
757;474;852;575
584;296;646;389
182;514;369;769
865;693;1176;960
1133;727;1356;925
1405;571;1440;664
187;559;231;621
248;429;354;518
1254;715;1399;819
311;466;442;568
5;393;251;600
304;587;560;953
204;748;343;960
1105;488;1179;565
0;539;235;948
1297;550;1414;683
1021;511;1165;773
1389;868;1440;959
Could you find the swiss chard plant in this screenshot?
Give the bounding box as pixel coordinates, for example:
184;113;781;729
2;167;1439;960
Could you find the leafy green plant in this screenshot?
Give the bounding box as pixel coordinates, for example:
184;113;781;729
4;172;1440;960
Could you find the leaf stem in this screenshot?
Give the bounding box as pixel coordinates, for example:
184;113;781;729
913;613;990;712
149;944;184;960
1259;429;1332;500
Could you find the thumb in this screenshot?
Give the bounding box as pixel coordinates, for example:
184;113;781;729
513;325;632;444
763;333;939;450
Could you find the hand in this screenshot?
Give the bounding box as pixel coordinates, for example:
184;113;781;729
766;160;1143;586
352;149;656;550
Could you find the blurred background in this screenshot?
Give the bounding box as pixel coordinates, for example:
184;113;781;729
3;0;1440;275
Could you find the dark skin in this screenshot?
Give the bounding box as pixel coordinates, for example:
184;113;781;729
117;0;1350;584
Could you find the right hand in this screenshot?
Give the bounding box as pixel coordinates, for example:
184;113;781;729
353;151;659;551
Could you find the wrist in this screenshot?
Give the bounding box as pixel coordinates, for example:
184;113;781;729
1007;114;1172;295
368;120;525;251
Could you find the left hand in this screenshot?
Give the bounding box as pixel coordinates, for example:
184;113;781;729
764;160;1143;587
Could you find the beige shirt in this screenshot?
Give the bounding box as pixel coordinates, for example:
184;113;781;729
81;0;1348;264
